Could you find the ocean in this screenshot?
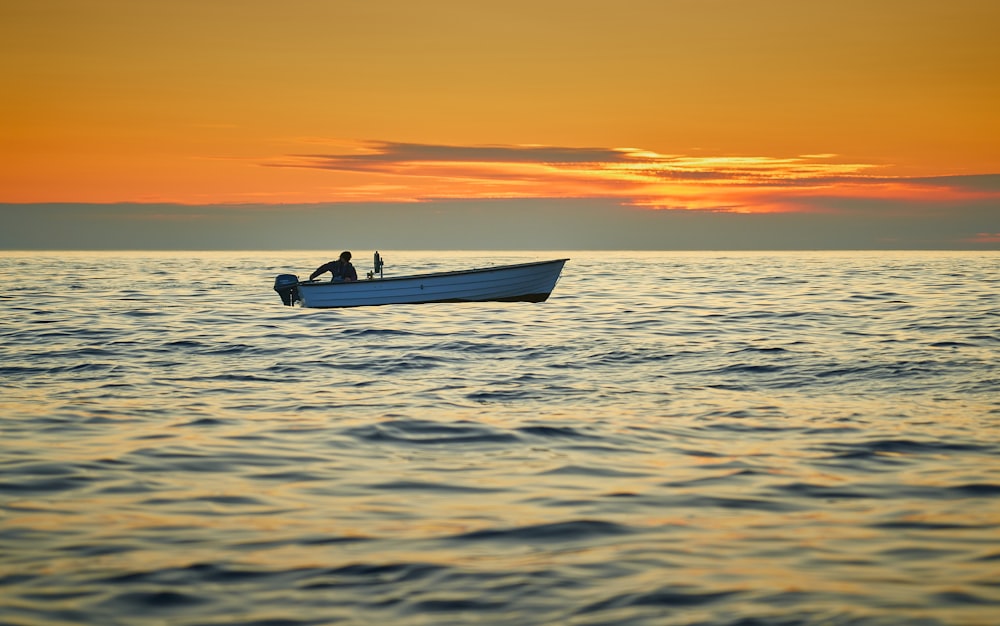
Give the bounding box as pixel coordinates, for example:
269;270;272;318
1;250;998;626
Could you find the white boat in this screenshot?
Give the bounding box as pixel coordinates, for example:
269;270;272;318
274;256;568;308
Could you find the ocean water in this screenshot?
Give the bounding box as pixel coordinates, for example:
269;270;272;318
1;250;998;626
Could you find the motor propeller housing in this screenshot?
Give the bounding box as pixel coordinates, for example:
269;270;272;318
273;274;299;306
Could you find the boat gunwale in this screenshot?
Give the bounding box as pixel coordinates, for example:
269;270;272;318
296;258;569;288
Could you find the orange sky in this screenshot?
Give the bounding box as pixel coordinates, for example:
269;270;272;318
2;0;999;212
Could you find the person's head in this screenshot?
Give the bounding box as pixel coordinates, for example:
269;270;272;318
339;251;352;262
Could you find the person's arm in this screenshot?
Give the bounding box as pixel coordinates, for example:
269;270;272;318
309;262;332;281
346;264;358;281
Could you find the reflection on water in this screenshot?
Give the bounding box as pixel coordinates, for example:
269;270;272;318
1;251;998;625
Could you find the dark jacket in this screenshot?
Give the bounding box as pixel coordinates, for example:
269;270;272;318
309;260;357;282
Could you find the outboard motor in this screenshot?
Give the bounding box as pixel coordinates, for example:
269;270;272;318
273;274;299;306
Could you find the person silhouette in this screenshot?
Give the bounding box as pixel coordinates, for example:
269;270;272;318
309;251;358;282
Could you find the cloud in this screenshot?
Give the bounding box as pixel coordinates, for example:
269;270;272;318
294;142;633;165
268;141;869;186
262;140;1000;214
964;232;1000;244
907;174;1000;193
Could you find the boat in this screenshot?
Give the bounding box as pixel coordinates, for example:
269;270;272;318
273;253;568;308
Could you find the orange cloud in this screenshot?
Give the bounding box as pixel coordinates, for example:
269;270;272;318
262;141;1000;214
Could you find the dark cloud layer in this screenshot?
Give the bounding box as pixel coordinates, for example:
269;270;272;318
295;142;633;165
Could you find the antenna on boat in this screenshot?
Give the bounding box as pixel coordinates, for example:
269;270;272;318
373;251;384;278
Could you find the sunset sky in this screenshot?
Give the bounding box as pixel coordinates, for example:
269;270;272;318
2;0;998;248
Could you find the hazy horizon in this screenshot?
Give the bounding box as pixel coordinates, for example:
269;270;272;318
2;198;997;250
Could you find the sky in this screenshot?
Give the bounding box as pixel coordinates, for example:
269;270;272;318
2;0;998;249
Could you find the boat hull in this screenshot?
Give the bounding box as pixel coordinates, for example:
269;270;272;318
292;258;568;308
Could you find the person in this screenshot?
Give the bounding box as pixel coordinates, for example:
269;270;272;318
309;251;358;282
